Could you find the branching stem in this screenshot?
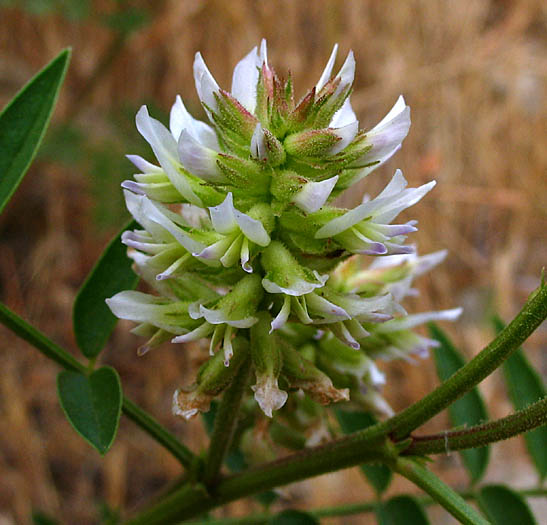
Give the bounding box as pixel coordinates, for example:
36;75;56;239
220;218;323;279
388;283;547;439
405;396;547;456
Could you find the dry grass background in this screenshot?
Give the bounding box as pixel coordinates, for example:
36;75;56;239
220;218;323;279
0;1;546;523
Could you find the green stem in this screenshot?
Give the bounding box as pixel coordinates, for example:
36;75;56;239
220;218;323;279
393;457;489;525
124;483;210;525
0;302;195;468
202;358;251;488
126;433;392;523
405;396;547;456
389;283;547;440
124;282;547;522
181;488;547;524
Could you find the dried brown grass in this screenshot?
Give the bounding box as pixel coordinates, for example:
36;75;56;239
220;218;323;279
0;1;546;523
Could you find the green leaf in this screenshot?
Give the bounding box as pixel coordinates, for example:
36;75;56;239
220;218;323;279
477;484;537;525
377;495;431;525
335;409;392;494
267;510;319;525
73;220;138;358
429;323;490;483
494;316;547;480
0;48;70;215
57;366;122;454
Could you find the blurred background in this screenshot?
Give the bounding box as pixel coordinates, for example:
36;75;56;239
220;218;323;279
0;1;545;523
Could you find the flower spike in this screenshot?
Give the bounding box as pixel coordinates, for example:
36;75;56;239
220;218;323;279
110;40;461;425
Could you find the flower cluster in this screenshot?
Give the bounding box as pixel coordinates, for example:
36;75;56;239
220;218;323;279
107;40;460;427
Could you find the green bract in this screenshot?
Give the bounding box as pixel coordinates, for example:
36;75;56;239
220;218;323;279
108;40;461;424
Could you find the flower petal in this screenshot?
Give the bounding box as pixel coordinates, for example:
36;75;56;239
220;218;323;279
178;129;225;182
329;121;359;154
357;96;410;167
330;98;358;128
231;46;261;113
270;295;291;332
126;154;162;173
136;106;201;205
199;305;258;328
333;50;355;97
193;52;220;112
169;95;219;150
211;193;270;246
171;321;214;343
292;175;339;213
250;123;266;160
377;308;463;333
208;192;238;234
315;43;338;92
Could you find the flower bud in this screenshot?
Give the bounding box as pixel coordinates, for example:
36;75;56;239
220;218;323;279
173;336;249;419
284;129;341;158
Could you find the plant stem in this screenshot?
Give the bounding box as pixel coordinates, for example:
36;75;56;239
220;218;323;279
393;457;489;525
389;283;547;440
202;358;251;488
124;483;210;525
180;488;547;524
123;282;547;522
0;302;196;468
405;396;547;456
126;433;392;522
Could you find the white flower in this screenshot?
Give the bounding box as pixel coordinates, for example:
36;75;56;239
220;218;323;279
106;291;198;336
231;39;268;114
194;40;268;117
342;96;411;188
178;129;225;182
136;106;202;206
173;274;263;365
315;44;360;149
316;170;435;255
194;193;270;272
169;95;219;149
292;175;340;213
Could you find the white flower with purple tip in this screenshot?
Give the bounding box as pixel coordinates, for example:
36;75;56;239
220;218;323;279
194;193;270;272
316;170;435;255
